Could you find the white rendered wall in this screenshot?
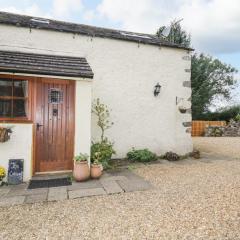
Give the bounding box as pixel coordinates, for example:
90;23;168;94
75;80;92;161
0;124;32;181
0;24;192;161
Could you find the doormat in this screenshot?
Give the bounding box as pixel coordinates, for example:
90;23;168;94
28;177;72;189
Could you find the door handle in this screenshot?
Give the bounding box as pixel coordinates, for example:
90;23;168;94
36;123;43;130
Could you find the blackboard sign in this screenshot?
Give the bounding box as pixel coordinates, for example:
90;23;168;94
8;159;24;185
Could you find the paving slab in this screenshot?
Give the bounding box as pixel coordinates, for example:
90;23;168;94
9;183;28;190
0;196;25;207
25;188;49;195
67;180;102;191
100;179;124;194
0;169;152;205
7;188;48;197
48;187;68;201
117;179;152;192
69;188;106;199
0;188;11;198
25;194;47;204
101;176;128;182
7;189;27;197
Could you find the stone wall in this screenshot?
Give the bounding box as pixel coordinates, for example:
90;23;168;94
205;120;240;137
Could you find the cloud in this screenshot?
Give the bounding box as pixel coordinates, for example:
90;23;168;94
180;0;240;54
52;0;83;18
1;0;84;21
1;4;46;17
83;10;95;22
97;0;171;32
97;0;240;54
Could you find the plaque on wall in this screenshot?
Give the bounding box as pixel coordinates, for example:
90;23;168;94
8;159;24;185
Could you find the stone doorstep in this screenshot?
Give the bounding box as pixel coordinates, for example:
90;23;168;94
68;188;107;199
32;173;70;181
0;196;25;207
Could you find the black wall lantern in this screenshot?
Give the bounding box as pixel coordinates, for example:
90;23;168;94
154;83;161;97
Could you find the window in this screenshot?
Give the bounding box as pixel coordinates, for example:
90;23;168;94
0;78;29;120
48;88;63;104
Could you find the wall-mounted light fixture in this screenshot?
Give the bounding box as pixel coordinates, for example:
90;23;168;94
154;83;161;97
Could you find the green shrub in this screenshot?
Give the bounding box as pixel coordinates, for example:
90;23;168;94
91;139;115;169
235;113;240;122
127;148;157;162
73;153;89;162
199;105;240;122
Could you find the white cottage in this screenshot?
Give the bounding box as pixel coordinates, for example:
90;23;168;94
0;12;193;181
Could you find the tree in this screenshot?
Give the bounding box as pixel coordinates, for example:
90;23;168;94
91;98;115;169
92;98;113;142
156;19;191;47
156;21;238;119
199;105;240;122
191;54;238;119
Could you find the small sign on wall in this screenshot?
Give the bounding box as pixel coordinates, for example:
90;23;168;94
8;159;24;185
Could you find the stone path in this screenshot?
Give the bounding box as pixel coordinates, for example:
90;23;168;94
0;169;152;207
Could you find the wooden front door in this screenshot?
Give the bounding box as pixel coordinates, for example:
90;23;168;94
35;78;75;173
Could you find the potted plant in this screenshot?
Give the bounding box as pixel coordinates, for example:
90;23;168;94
90;152;103;179
73;153;90;182
0;166;6;186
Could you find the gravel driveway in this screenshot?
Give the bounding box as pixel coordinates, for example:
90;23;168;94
1;158;240;240
193;137;240;159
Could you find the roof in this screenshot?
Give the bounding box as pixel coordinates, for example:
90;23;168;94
0;50;94;78
0;12;193;51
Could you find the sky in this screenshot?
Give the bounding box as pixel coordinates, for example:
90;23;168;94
0;0;239;105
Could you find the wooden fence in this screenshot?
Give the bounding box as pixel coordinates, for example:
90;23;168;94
192;120;226;137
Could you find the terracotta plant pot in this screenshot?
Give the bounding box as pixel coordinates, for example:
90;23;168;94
90;164;103;179
73;161;90;182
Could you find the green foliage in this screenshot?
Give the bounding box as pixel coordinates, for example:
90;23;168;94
192;53;238;120
67;174;74;183
199;105;240;122
92;98;114;142
91;98;115;169
73;153;88;162
91;139;115;169
127;164;137;171
127;148;157;162
235;113;240;122
156;20;191;47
